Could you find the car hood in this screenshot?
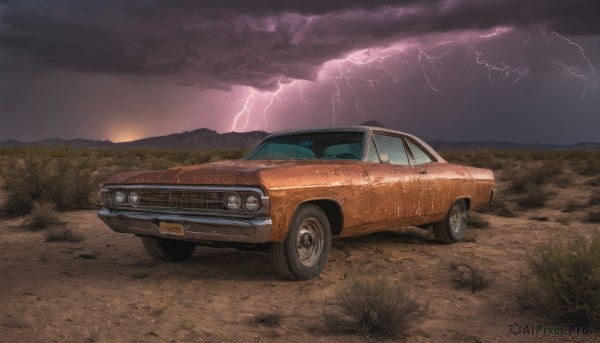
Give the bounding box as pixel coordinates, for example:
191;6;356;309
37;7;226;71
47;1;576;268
104;159;361;186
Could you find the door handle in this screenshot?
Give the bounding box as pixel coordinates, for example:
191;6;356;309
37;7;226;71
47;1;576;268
419;168;427;174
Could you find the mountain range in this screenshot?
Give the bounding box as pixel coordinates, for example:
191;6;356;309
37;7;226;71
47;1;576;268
1;127;599;150
0;128;269;149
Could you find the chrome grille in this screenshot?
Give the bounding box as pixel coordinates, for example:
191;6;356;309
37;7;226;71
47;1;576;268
137;190;228;211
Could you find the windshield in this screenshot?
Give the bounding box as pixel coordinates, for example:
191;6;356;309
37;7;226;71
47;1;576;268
245;131;365;160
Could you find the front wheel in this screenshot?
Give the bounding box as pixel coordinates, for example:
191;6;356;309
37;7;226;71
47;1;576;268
270;204;332;280
433;199;467;244
142;236;196;261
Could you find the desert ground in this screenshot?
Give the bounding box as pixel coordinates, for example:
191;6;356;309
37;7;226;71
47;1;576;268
1;149;600;342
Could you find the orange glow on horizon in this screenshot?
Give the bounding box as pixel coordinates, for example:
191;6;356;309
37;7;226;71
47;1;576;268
109;129;144;143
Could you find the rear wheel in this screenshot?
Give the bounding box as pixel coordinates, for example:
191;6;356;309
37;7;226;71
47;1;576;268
270;204;332;280
433;199;467;244
142;236;196;261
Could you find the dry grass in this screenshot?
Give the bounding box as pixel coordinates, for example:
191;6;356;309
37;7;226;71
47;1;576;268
467;212;490;229
573;159;600;176
44;226;84;242
586;211;600;224
516;189;555;209
29;202;60;230
589;194;600;206
1;149;98;216
528;216;549;222
521;234;600;329
589;177;600;187
324;278;425;339
563;202;585;213
252;313;282;327
505;162;563;194
449;263;493;293
496;207;518;218
0;146;247;217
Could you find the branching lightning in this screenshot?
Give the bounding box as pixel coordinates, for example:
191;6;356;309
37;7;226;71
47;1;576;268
229;26;598;131
230;88;256;132
535;27;598;96
467;45;529;85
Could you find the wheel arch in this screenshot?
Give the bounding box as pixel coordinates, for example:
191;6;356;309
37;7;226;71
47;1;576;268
454;196;471;210
297;198;344;237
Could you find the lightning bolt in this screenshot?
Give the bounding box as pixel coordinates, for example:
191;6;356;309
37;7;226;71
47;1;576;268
230;88;256;132
229;26;597;131
261;83;285;131
480;27;512;39
416;45;451;92
467;45;529;85
324;50;380;120
551;32;597;74
550;32;597;96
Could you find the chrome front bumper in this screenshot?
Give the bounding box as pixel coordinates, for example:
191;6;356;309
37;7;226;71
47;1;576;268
98;209;272;244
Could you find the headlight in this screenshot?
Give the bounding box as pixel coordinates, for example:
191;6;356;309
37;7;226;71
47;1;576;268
113;190;126;204
128;191;140;205
226;193;241;210
244;194;260;212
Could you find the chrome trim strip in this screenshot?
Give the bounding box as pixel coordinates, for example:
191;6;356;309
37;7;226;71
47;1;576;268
101;185;270;217
103;184;266;195
98;209;272;244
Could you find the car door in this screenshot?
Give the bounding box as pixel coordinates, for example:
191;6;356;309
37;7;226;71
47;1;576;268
404;137;461;219
363;133;427;227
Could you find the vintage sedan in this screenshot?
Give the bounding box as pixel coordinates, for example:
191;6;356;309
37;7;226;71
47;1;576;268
98;126;495;280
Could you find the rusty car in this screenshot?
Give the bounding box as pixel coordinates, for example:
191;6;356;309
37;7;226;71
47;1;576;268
98;126;495;280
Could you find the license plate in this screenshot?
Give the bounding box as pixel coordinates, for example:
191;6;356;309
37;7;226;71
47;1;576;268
159;222;184;237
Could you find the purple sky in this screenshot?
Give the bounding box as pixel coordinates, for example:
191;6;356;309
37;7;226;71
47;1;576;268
0;0;599;144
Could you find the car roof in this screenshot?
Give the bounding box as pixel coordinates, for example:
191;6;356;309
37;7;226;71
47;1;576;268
262;126;447;163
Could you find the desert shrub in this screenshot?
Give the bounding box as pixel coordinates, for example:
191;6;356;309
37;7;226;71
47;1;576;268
44;226;84;242
1;149;99;216
29;202;60;230
496;207;517;217
574;159;600;176
556;216;572;225
563;203;584;213
521;234;600;329
586;211;600;224
449;263;493;293
516;189;554;209
528;216;549;222
463;232;477;242
324;278;425;339
589;194;600;206
506;162;562;194
252;313;281;327
439;150;504;170
467;212;490;229
554;175;573;188
475;197;507;214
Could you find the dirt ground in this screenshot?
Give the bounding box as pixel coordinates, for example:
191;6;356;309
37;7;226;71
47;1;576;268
1;174;600;343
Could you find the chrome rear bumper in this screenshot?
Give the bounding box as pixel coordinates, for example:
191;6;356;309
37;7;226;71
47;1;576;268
98;209;272;244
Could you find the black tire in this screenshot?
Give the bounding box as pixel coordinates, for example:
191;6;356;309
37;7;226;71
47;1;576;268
142;236;196;261
270;204;332;280
433;199;467;244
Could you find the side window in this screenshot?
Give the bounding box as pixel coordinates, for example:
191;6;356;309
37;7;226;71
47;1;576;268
406;139;434;165
324;143;362;160
373;134;410;165
365;136;380;163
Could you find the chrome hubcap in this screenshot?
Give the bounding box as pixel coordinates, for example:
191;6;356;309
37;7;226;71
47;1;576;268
295;217;324;267
449;203;465;234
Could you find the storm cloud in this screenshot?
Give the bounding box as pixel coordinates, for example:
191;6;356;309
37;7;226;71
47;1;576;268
1;0;599;90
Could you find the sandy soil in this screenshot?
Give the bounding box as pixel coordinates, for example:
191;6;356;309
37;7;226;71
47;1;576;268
1;176;600;343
